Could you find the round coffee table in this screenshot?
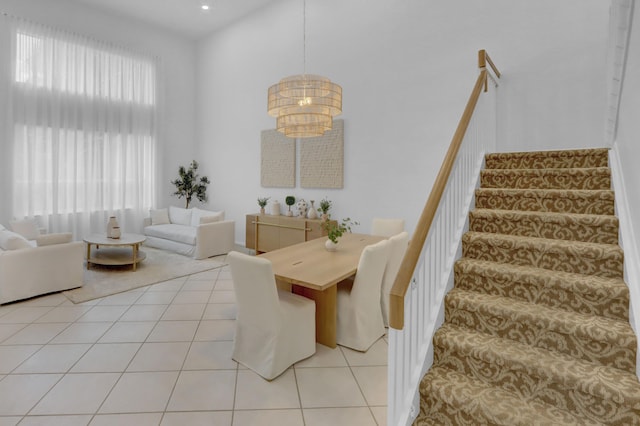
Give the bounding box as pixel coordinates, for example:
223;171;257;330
84;233;147;272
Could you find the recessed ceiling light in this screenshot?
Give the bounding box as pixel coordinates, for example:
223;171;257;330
201;3;210;11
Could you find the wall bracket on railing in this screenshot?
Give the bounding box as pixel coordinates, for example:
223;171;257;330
478;49;501;92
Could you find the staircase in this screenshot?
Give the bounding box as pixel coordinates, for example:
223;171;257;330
414;148;640;425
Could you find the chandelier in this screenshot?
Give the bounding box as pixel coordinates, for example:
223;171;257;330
267;0;342;138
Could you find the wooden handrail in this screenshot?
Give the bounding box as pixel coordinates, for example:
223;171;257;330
389;50;500;330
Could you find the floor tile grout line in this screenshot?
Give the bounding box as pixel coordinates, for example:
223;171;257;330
160;273;215;421
292;365;307;425
340;344;384;425
2;263;389;424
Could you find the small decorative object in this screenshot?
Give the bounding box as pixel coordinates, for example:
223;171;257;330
307;200;318;219
257;197;270;214
296;198;308;217
271;199;281;215
318;197;332;221
107;216;119;238
111;226;121;239
285;196;296;217
323;217;359;251
171;160;210;208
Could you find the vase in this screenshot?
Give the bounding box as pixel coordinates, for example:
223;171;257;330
107;216;119;238
271;201;281;215
325;239;338;252
307;201;318;219
260;208;265;215
296;199;308;217
111;226;121;239
321;213;329;221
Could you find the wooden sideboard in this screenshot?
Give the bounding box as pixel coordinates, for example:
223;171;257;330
246;214;335;253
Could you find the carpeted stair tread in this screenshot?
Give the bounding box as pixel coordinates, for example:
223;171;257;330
485;148;609;170
462;231;623;279
417;148;638;424
480;167;611;190
469;208;619;244
475;188;615;215
445;288;636;371
454;258;629;320
433;324;640;422
415;365;604;426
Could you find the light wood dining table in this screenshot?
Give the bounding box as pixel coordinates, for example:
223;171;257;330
259;232;385;348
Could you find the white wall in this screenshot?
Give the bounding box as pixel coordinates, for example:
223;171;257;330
0;0;197;226
196;0;610;245
616;2;640;259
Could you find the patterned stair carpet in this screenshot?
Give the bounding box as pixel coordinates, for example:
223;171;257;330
414;148;640;425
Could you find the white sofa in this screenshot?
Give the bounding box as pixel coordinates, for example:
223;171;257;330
0;223;84;304
143;206;235;259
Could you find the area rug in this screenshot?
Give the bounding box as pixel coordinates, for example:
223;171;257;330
63;247;227;304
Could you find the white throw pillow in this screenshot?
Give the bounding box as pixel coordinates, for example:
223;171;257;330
0;230;32;250
150;208;170;225
191;208;224;226
10;219;40;240
36;232;73;247
169;206;192;226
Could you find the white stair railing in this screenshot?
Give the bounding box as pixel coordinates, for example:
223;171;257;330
387;50;500;426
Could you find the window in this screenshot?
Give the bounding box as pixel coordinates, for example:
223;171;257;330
11;21;157;234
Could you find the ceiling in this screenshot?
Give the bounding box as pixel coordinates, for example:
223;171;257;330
70;0;282;40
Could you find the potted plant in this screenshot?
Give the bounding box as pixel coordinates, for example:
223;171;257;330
323;217;359;251
171;160;210;208
318;197;332;221
257;197;270;214
285;196;296;217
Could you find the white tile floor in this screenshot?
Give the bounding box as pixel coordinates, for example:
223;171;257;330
0;264;387;425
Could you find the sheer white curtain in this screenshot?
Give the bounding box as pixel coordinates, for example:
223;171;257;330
9;19;157;238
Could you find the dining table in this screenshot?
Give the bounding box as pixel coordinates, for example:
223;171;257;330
259;232;385;348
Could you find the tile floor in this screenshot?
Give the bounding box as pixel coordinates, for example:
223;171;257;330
0;263;387;426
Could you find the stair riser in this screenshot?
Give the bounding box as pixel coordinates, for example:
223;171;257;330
475;191;615;215
469;214;619;244
433;340;640;423
462;236;623;279
454;268;629;321
485;150;609;170
417;366;604;426
444;303;636;372
416;395;493;426
480;169;611;190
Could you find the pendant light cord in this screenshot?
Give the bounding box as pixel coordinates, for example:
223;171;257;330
303;0;306;76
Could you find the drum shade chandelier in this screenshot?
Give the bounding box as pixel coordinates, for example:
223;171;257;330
267;0;342;138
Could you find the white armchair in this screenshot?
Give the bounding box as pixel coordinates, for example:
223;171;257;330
0;223;83;304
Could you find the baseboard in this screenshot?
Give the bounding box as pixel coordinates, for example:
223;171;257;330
609;143;640;378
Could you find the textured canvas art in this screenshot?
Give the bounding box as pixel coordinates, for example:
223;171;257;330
300;119;344;188
261;129;295;188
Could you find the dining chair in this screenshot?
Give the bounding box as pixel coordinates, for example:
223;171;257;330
380;231;410;327
228;251;316;380
336;239;390;351
371;218;405;237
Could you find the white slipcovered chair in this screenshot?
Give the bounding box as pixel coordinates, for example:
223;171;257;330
0;221;83;304
371;218;405;237
336;239;390;351
381;231;410;327
228;251;316;380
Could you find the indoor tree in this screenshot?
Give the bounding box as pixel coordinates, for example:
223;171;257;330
171;160;210;208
